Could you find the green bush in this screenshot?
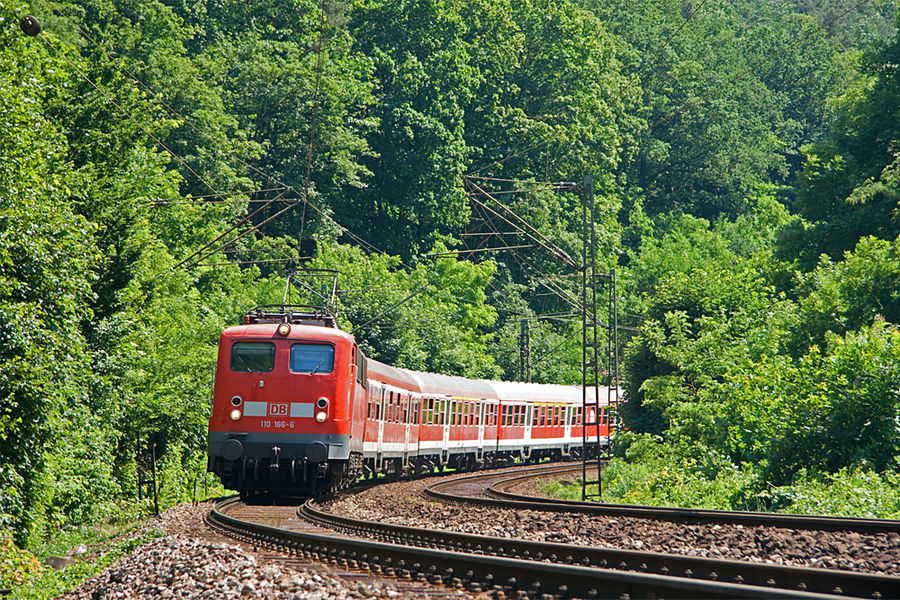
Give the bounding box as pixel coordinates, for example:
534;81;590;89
768;468;900;518
0;532;42;590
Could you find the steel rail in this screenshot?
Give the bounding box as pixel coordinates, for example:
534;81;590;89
428;464;900;534
207;496;842;599
299;497;899;600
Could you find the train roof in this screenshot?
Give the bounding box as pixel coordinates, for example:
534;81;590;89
479;380;582;403
221;322;356;344
366;358;422;390
366;356;618;403
407;369;499;399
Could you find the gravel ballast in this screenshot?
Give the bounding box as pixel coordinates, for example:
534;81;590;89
57;502;469;600
326;471;900;576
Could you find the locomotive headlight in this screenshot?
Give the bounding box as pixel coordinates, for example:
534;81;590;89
315;411;327;423
276;323;291;336
316;397;329;409
230;409;242;421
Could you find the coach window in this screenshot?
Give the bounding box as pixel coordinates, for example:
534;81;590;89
231;341;275;372
289;343;334;374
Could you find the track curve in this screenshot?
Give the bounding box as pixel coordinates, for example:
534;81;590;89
205;465;900;599
428;463;900;534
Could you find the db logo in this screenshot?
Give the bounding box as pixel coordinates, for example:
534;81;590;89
269;403;288;416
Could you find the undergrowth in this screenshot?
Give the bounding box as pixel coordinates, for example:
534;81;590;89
3;519;164;600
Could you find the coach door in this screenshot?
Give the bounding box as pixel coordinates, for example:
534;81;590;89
376;386;386;471
403;393;413;469
477;400;486;460
441;396;451;464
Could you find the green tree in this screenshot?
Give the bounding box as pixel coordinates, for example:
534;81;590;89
345;0;477;258
714;322;900;482
782;21;900;268
584;0;846;219
792;235;900;352
295;242;501;378
0;3;99;541
193;0;376;243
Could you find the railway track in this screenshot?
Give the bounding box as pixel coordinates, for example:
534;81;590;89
441;463;900;534
207;464;900;599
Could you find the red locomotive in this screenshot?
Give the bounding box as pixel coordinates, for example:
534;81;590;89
207;305;614;495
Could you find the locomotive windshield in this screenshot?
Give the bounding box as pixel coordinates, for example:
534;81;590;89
290;343;334;374
230;341;275;372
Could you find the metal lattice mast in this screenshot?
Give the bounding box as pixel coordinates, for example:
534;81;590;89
609;269;620;456
519;319;531;383
581;174;604;501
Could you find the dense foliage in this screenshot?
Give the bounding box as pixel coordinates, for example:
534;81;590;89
1;0;899;590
